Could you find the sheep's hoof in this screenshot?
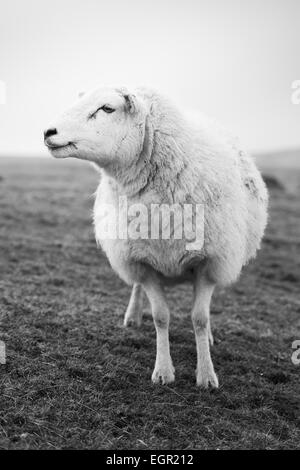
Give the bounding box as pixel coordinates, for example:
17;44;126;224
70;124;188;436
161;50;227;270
123;314;142;328
152;364;175;384
196;367;219;389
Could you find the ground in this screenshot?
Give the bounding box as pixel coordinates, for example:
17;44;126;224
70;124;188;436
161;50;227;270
0;155;299;450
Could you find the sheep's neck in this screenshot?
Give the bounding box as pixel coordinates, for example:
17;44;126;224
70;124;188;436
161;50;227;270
101;114;154;197
103;114;191;200
107;157;152;197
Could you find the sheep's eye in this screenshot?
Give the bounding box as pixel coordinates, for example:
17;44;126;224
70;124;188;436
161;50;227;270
101;105;115;114
89;105;115;120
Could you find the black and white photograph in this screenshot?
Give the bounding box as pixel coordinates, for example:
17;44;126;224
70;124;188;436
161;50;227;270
0;0;299;453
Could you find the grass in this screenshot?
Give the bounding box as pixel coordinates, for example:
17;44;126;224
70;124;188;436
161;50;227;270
0;156;299;449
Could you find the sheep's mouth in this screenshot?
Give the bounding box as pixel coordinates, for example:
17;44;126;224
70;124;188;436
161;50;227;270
46;142;77;151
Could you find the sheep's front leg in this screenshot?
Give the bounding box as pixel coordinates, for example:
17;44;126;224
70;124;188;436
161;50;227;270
192;273;218;388
142;277;175;384
124;283;144;327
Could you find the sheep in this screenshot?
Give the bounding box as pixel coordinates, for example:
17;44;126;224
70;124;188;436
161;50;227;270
44;86;268;388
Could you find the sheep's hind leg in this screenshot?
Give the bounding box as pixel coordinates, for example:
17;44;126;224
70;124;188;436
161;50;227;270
192;272;218;388
124;283;144;327
142;277;175;384
208;319;214;346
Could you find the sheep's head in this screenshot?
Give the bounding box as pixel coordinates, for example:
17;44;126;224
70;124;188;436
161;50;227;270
44;87;147;168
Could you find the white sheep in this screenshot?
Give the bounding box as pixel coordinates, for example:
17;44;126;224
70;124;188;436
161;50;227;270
44;86;268;388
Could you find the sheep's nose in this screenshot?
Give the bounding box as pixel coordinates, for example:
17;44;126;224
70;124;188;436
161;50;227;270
44;127;58;140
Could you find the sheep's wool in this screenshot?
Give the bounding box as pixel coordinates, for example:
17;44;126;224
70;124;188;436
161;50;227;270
93;88;268;287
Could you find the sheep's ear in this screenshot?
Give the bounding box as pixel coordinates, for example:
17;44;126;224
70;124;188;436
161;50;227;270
78;91;85;99
123;93;138;114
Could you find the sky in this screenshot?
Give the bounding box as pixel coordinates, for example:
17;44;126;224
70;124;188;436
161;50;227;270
0;0;299;156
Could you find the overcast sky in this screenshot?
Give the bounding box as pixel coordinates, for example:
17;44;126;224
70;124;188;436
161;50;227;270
0;0;299;156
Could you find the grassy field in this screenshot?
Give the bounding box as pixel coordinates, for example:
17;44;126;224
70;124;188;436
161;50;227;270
0;155;299;450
